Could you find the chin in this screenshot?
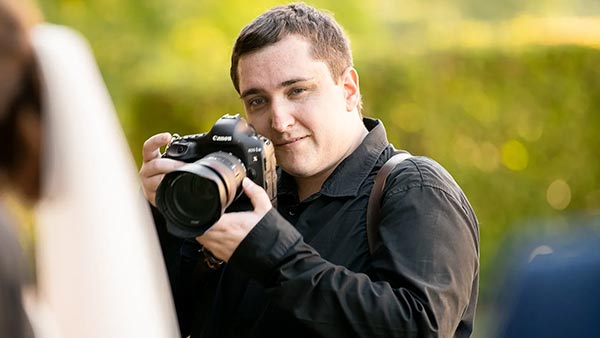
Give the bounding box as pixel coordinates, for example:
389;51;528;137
279;162;313;177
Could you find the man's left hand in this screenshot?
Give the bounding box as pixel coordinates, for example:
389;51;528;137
196;177;273;262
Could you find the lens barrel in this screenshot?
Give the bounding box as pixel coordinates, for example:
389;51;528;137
156;151;246;238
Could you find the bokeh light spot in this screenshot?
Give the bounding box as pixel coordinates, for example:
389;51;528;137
501;139;528;171
546;179;571;210
474;142;500;172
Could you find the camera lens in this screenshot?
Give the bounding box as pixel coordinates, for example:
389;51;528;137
171;174;220;221
156;151;246;238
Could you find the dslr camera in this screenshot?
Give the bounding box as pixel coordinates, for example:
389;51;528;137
155;114;277;238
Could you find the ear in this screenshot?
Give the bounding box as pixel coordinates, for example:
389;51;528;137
341;67;360;112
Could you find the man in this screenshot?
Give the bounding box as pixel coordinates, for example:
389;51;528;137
140;3;479;338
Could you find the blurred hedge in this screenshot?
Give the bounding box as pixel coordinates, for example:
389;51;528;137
359;46;600;300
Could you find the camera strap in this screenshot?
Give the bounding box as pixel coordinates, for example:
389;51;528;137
366;150;412;255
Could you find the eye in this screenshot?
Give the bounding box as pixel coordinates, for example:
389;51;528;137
289;87;306;96
248;96;266;107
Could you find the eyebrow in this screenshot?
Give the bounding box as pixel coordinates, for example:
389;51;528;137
239;77;314;99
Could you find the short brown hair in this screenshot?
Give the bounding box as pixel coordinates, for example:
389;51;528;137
230;2;353;93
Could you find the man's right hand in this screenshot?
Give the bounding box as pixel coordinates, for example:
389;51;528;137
139;132;186;206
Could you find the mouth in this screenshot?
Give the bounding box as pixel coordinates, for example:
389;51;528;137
275;136;308;147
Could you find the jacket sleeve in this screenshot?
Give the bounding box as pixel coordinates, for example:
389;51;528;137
229;157;479;338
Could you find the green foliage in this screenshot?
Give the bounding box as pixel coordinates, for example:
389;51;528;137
359;46;600;301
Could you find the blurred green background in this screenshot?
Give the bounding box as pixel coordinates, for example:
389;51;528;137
32;0;599;336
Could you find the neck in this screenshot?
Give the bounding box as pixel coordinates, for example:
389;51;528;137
295;169;334;202
295;125;368;201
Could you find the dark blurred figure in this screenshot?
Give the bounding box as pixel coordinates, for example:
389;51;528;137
495;222;600;338
0;0;42;337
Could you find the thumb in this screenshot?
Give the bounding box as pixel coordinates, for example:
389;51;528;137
242;177;272;214
142;132;172;163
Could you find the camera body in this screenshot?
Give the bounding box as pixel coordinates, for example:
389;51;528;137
156;114;277;238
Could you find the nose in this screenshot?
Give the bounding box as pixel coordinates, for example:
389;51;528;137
270;98;295;133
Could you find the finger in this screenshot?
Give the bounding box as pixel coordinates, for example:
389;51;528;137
242;177;272;214
139;158;185;178
139;159;185;207
142;132;172;163
140;172;164;206
141;174;165;194
146;191;157;207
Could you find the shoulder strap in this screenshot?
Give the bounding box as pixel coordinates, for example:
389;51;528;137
367;150;412;255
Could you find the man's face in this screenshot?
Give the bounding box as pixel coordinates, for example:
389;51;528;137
237;34;361;181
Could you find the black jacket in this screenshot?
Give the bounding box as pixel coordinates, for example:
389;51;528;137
155;118;479;338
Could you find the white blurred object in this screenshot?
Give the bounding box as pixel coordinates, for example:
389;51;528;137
30;24;179;338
